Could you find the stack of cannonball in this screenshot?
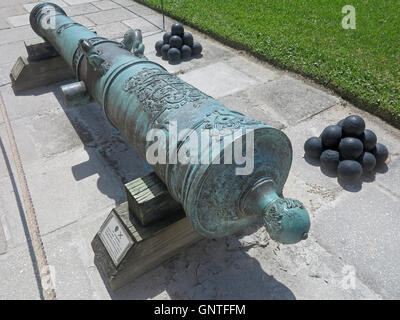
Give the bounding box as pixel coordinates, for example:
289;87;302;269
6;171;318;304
155;23;202;63
304;115;389;183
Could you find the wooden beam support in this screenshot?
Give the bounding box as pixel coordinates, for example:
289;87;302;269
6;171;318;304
10;38;74;93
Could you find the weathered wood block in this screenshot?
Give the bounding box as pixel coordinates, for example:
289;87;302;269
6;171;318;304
125;172;184;226
92;202;202;291
10;38;74;93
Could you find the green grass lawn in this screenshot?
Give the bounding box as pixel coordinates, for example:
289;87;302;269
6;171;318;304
137;0;400;127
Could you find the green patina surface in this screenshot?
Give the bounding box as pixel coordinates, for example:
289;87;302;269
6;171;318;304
138;0;400;127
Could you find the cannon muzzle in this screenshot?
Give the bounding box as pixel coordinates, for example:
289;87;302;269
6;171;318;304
30;2;310;244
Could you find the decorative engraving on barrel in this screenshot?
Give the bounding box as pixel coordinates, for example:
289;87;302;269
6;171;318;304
202;110;262;133
56;22;82;34
123;68;209;120
263;198;305;240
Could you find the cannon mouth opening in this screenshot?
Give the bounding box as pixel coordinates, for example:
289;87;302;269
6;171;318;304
29;2;67;38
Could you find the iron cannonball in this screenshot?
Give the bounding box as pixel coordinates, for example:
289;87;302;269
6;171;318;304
361;129;377;151
373;143;389;165
338;160;363;183
169;35;183;48
155;40;164;55
337;119;344;127
338;137;364;160
320;150;340;172
321;125;342;148
304;137;323;159
358;152;376;172
163;32;172;44
181;45;192;59
161;44;171;60
192;42;203;56
342;115;365;137
183;32;194;47
171;23;184;36
168;47;181;62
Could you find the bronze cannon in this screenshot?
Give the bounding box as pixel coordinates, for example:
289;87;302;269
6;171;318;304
29;2;310;244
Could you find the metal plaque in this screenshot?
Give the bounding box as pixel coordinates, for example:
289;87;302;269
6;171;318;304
98;212;134;266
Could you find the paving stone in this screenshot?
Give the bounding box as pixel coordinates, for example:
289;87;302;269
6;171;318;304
63;0;94;5
0;40;25;64
91;0;121;10
94;21;127;39
313;183;400;298
0;244;41;299
0;118;42;179
0;4;27;20
179;61;258;99
42;218;106;299
112;0;137;6
0;174;34;248
122;16;162;35
23;110;82;158
126;2;160;17
63;3;99;16
140;30;163;53
283;170;344;216
217;87;286;130
86;7;136;25
225;55;279;84
72;14;95;27
0;62;13;86
258;75;339;125
375;156;400;197
0;215;8;254
138;11;175;31
24;146;121;235
7;13;30;27
0;84;64;122
23;0;69;13
0;18;10;30
0;25;36;45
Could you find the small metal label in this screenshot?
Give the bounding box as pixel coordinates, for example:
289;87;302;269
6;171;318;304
98;212;134;267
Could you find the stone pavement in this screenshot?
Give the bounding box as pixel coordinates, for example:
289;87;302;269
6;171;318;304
0;0;399;300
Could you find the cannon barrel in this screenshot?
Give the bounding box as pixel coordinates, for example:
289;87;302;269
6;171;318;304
30;2;310;244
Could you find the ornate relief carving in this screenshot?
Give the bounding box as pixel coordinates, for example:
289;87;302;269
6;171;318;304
123;68;209;119
263;198;305;240
202;110;261;133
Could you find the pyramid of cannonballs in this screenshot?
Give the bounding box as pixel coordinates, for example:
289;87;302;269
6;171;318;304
155;23;202;63
304;115;389;183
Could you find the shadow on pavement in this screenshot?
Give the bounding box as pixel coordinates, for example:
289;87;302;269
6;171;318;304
104;224;296;300
16;82;153;206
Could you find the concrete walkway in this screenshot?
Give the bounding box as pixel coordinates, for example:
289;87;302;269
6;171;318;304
0;0;399;299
